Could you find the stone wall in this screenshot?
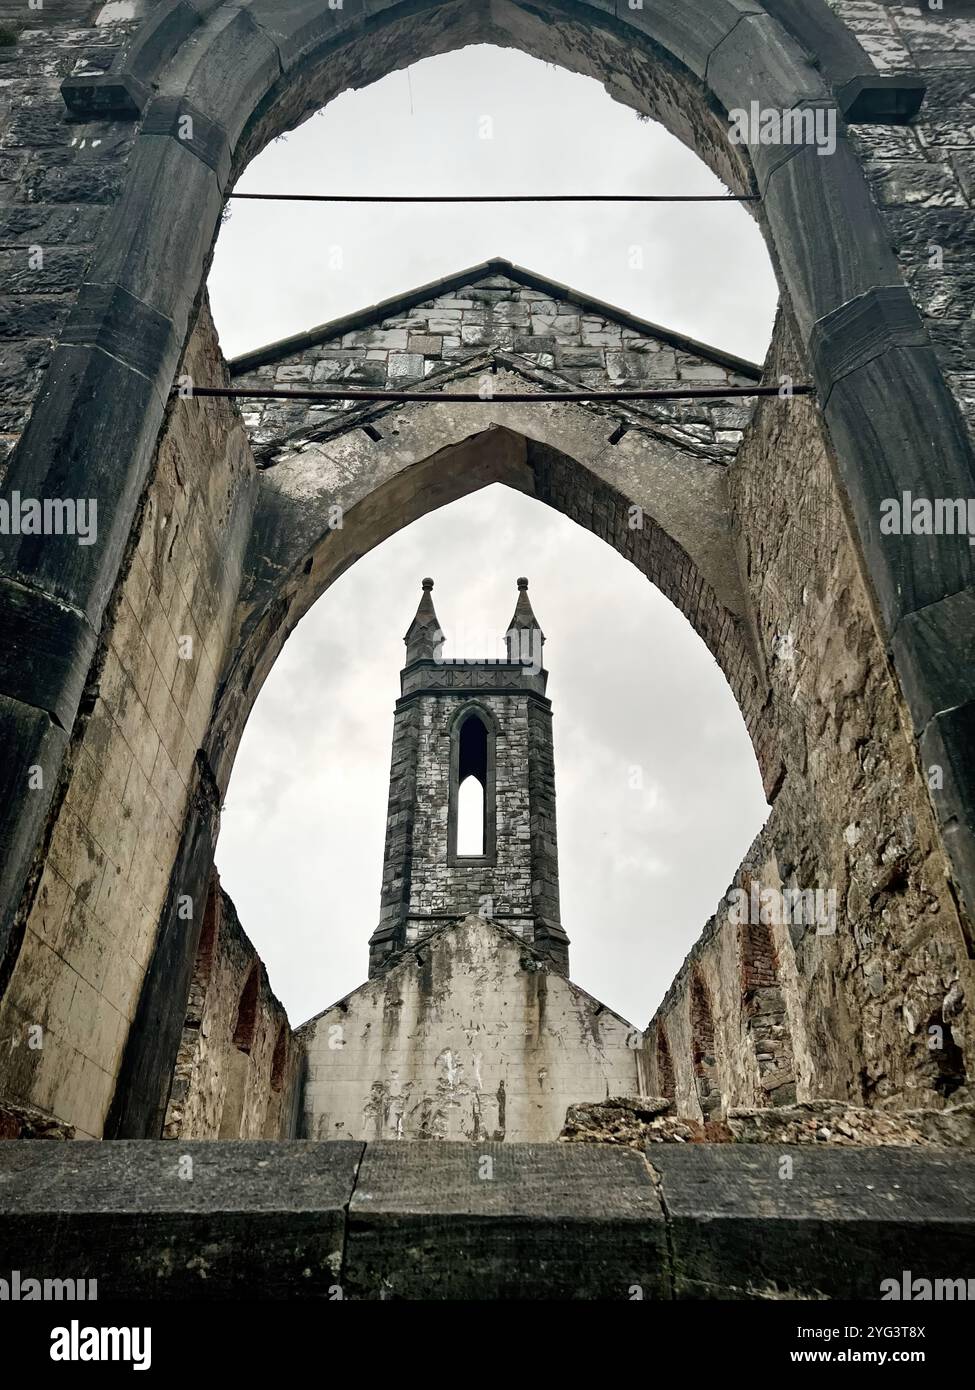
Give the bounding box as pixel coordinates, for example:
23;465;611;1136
299;914;643;1142
0;0;973;1140
230;263;759;457
397;690;556;944
832;0;975;445
163;874;301;1141
0;7;140;474
0;297;254;1137
409;693;535;932
644;307;973;1120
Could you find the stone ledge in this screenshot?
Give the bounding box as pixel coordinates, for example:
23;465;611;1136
649;1145;975;1300
0;1140;972;1299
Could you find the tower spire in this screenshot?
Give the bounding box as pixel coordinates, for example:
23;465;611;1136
505;577;544;665
404;577;444;664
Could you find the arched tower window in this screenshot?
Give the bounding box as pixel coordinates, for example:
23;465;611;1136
448;706;497;864
457;714;488;855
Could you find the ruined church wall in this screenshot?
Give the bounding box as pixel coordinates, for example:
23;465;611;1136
645;828;802;1122
831;0;975;447
0;0;973;1138
0;298;255;1137
163;878;301;1142
299;918;642;1142
731;311;972;1108
646;308;973;1120
0;7;972;462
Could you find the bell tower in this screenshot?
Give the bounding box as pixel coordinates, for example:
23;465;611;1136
368;578;569;977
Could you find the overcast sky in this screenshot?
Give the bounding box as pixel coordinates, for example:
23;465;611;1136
208;46;778;1030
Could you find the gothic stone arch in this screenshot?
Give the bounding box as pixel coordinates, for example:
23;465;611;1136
0;0;973;1137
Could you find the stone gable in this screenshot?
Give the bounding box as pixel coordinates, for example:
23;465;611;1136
298;913;643;1143
229;261;762;455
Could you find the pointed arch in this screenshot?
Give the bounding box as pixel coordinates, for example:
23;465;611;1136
3;0;971;1142
448;702;498;865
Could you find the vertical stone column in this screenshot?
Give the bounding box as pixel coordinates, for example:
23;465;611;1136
368;702;419;976
527;698;568;972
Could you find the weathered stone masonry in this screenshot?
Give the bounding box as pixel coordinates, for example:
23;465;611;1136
0;1;973;1138
291;577;638;1144
162;872;302;1141
369;575;568;975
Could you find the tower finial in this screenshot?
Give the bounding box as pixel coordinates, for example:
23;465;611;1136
404;576;444;664
505;576;544;663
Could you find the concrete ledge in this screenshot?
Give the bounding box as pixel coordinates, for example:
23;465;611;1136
0;1141;363;1299
649;1145;975;1300
1;1141;973;1299
344;1141;666;1299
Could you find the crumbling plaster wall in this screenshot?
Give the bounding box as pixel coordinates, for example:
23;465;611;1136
163;876;301;1141
299;915;643;1142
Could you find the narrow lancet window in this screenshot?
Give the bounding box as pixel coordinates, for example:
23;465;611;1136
456;713;489;857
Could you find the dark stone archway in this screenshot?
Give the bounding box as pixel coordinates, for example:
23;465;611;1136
0;0;972;1137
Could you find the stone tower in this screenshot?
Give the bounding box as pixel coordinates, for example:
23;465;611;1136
367;579;569;977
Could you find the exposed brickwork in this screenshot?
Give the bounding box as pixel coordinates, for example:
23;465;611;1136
656;1027;676;1102
739;907;798;1106
690;969;723;1120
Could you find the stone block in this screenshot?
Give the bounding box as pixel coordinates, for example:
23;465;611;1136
648;1145;975;1299
615;0;765;82
388;353;424;380
408;334;442;356
0;1140;363;1298
557;346;603;369
344;1140;667;1299
824;341;975;633
764;137;902;335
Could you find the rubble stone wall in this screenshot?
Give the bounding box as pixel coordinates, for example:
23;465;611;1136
163;875;301;1142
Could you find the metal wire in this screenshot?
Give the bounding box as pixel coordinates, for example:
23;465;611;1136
178;385;809;404
229;192;759;204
